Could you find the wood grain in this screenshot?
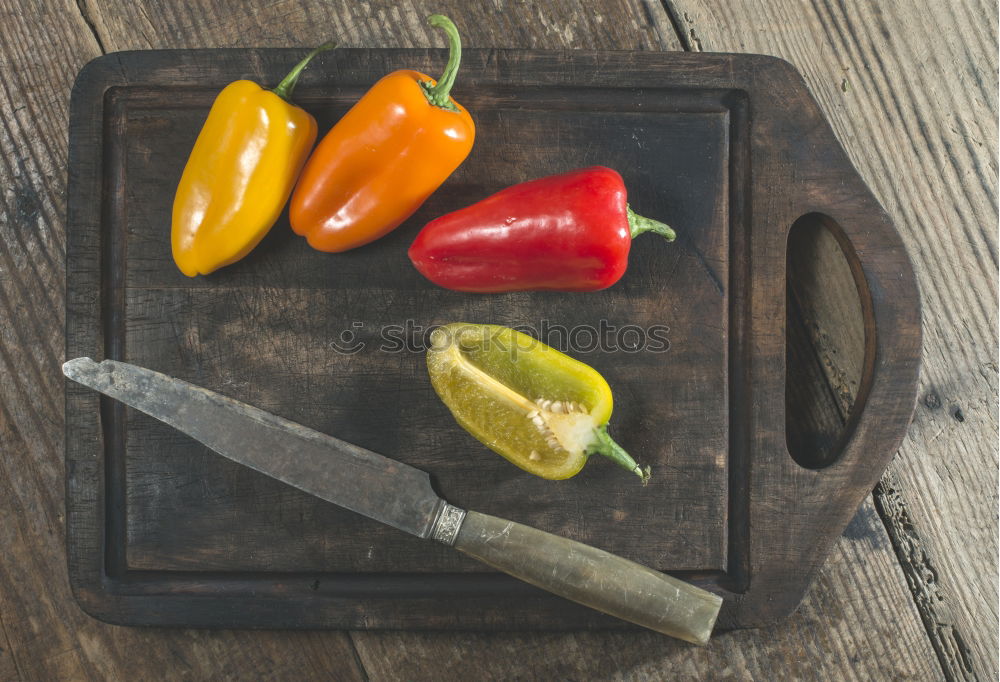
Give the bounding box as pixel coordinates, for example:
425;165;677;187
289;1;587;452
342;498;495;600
0;0;102;678
78;0;681;52
663;0;998;678
0;0;986;679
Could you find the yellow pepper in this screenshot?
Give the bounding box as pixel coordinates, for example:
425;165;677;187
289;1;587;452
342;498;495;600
427;323;650;482
171;43;333;277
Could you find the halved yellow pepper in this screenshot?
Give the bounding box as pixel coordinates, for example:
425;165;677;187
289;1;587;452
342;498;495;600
171;43;333;276
427;323;650;482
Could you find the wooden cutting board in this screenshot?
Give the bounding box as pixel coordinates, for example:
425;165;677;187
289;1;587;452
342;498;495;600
65;48;920;631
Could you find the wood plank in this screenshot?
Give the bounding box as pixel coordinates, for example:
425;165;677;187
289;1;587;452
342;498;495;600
0;0;103;679
0;635;18;682
0;0;949;680
662;0;998;678
0;0;365;680
78;0;681;51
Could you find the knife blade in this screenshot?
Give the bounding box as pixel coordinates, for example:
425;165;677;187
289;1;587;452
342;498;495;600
63;356;447;540
64;357;723;644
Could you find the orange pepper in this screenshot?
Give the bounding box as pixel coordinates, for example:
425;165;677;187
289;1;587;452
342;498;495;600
289;15;475;253
171;43;333;277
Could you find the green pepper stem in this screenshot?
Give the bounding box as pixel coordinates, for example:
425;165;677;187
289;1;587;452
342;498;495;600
627;205;676;242
420;14;462;111
587;426;651;484
271;42;336;102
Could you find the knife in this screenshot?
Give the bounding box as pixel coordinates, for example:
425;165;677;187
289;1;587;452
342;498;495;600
63;357;722;644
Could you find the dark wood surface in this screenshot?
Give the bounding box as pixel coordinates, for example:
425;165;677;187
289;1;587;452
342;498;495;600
2;0;994;679
65;47;919;630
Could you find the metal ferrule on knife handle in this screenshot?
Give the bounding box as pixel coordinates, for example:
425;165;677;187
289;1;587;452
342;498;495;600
430;503;467;545
432;505;722;645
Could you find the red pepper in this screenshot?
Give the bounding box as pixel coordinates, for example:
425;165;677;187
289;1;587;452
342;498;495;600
407;167;675;292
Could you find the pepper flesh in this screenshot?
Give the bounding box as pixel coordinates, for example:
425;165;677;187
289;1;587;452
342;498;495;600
289;15;475;253
408;166;675;292
427;323;649;481
171;44;332;277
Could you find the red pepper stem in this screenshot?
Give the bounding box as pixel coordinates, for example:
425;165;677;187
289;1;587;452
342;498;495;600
627;205;676;242
420;14;462;112
271;42;336;102
588;426;651;484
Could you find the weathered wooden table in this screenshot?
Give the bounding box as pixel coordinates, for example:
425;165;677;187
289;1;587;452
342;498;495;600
1;1;995;679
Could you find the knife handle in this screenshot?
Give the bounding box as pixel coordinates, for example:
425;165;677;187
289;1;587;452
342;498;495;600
450;510;723;644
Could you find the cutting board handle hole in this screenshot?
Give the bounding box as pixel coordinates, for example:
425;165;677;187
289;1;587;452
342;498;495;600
785;213;866;470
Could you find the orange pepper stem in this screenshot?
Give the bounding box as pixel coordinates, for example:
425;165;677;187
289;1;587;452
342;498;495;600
420;14;462;112
627;205;676;241
271;41;336;102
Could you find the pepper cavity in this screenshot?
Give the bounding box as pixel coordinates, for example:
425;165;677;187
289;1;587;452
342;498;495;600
527;398;601;458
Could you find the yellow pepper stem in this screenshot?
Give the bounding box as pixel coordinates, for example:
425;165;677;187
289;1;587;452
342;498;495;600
587;426;651;484
272;42;336;102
